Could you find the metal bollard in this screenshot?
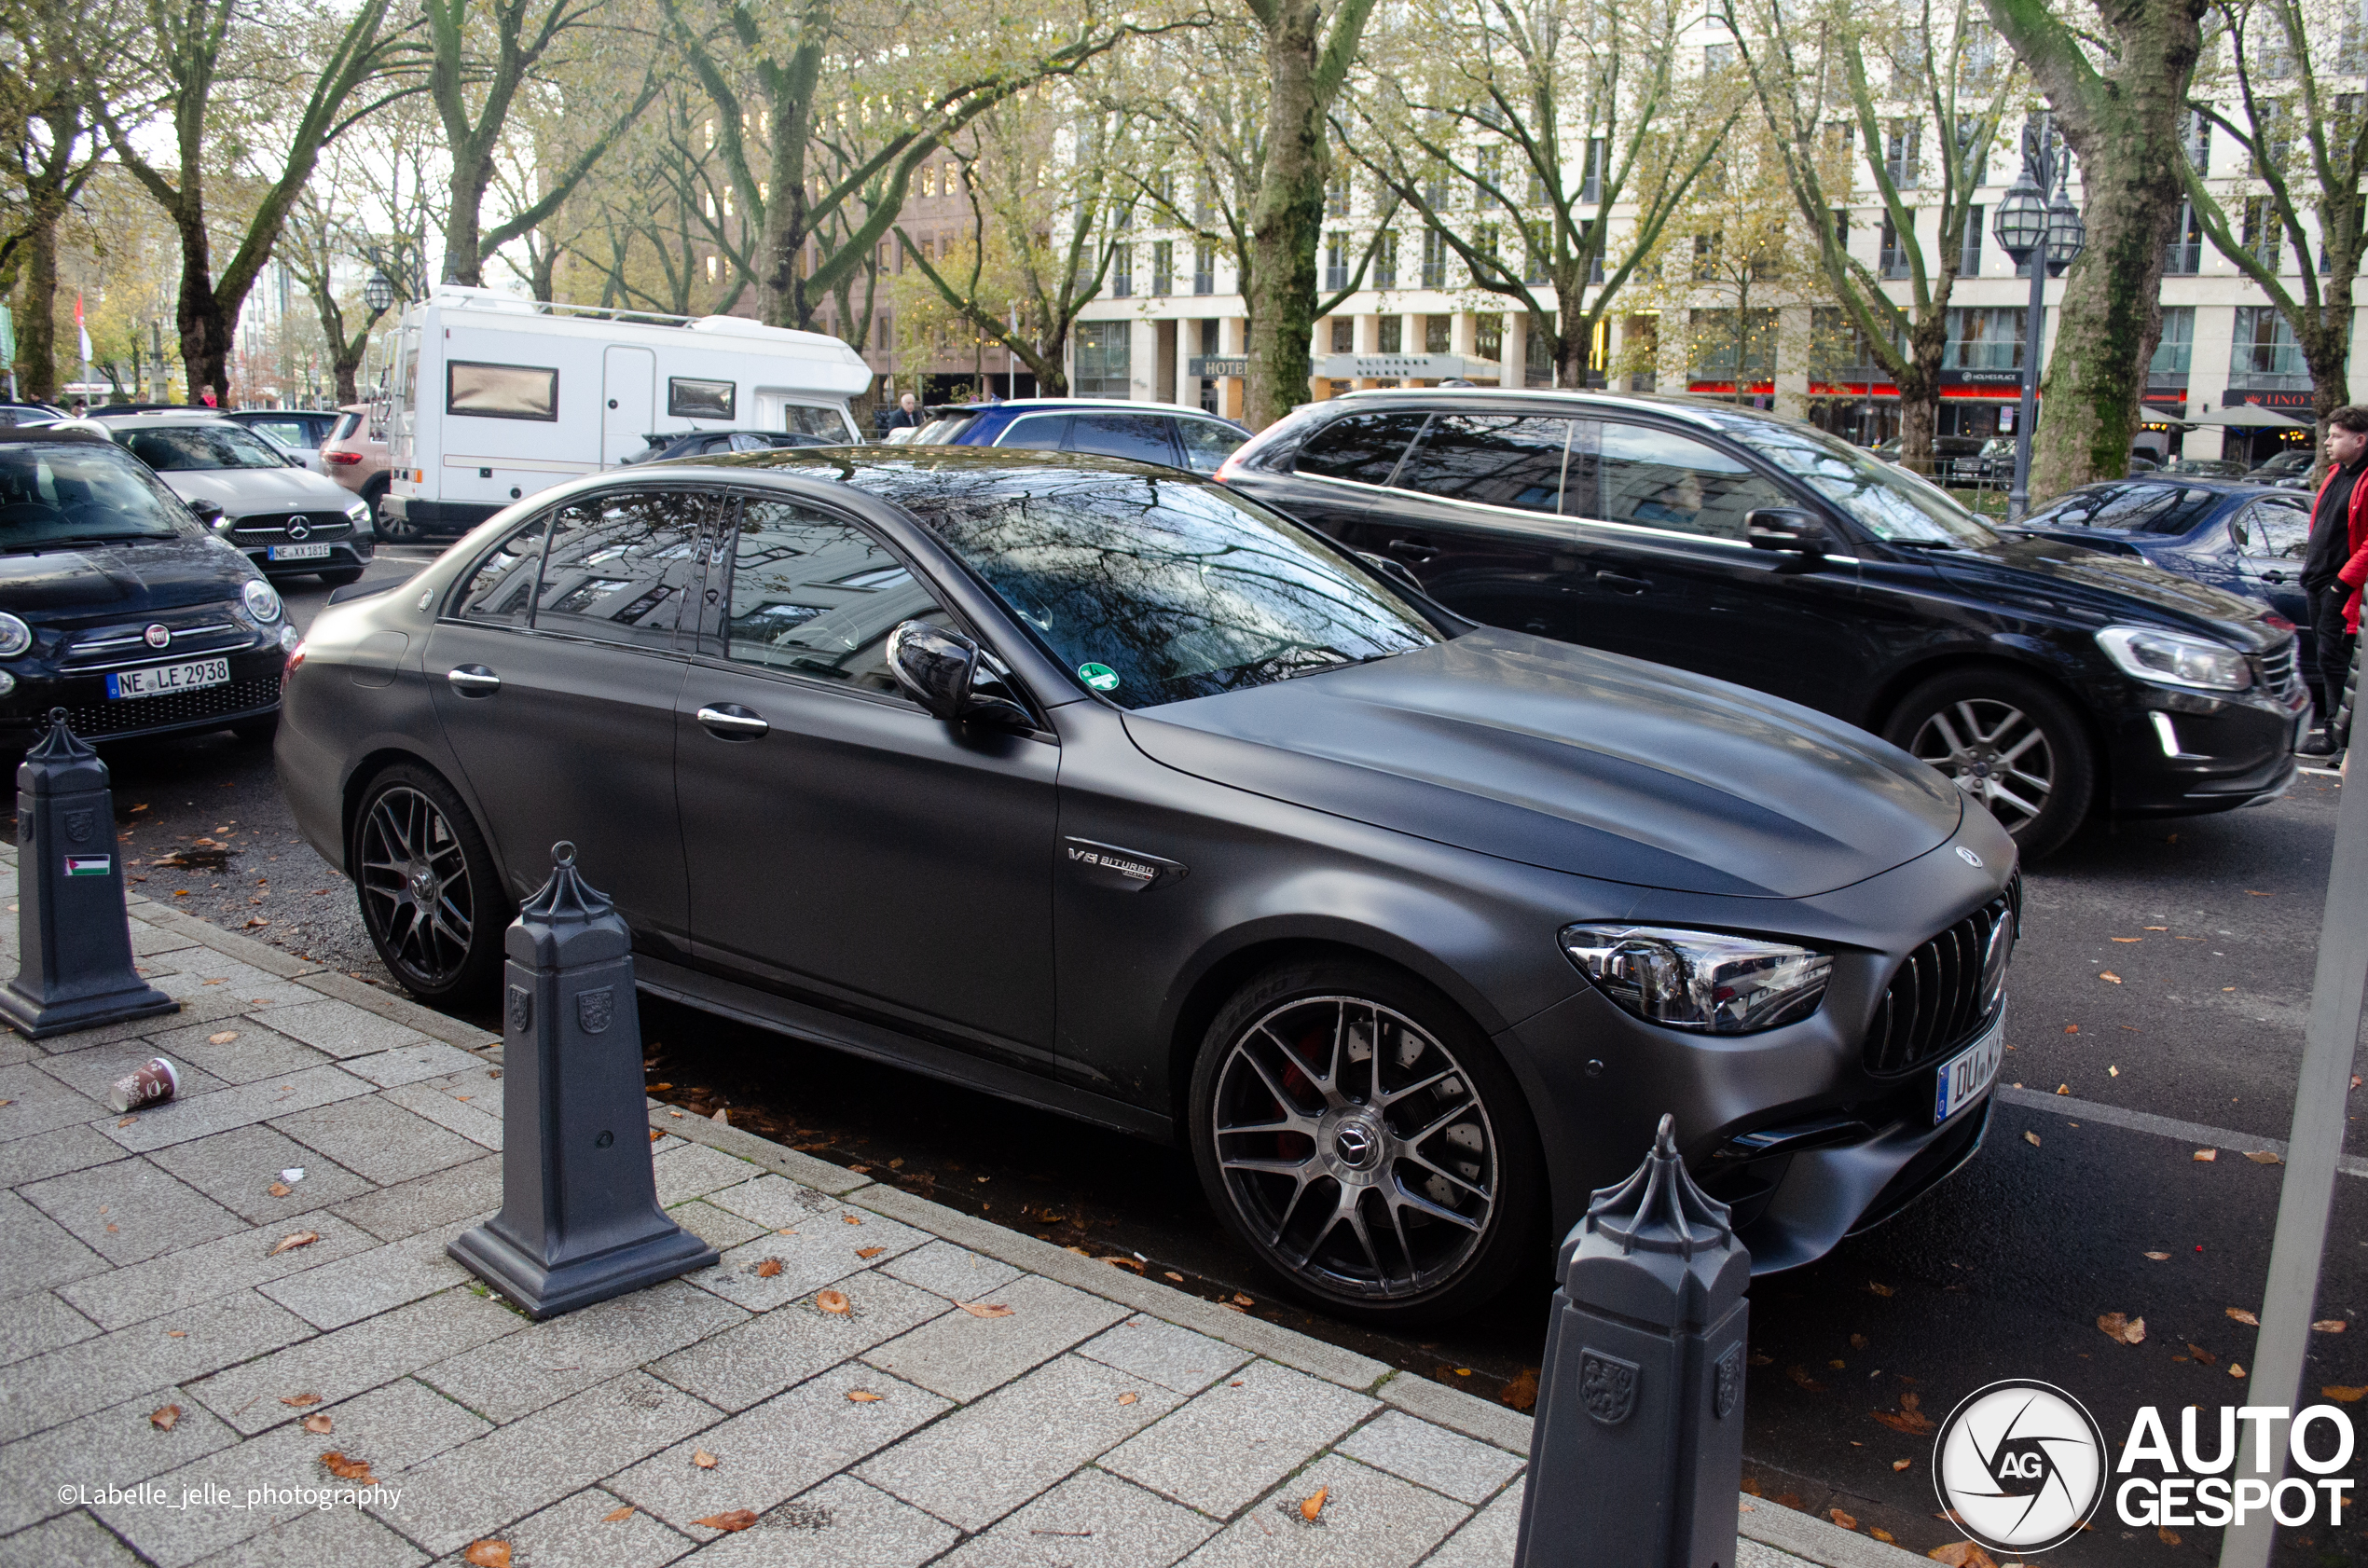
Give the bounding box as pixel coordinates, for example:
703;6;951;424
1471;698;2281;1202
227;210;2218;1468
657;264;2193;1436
0;709;177;1038
448;842;716;1318
1512;1114;1752;1568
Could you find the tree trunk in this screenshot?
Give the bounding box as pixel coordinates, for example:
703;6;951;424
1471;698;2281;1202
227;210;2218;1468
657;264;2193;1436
332;350;362;406
17;217;60;403
165;206;233;405
1244;3;1325;431
441;158;491;287
1897;312;1948;478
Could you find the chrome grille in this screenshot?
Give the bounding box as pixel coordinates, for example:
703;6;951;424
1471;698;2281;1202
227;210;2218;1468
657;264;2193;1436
228;511;351;543
60;615;258;671
1865;875;2019;1076
2258;639;2304;702
58;677;280;737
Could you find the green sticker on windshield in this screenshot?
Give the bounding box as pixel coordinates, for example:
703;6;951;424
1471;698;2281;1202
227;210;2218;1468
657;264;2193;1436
1078;662;1121;693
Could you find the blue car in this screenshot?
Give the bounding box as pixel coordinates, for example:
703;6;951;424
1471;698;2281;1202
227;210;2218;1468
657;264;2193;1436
2005;476;2317;668
910;398;1249;474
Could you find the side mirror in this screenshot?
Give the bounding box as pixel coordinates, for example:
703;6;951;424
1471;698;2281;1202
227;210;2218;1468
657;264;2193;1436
1745;508;1831;556
886;620;1033;728
187;498;226;529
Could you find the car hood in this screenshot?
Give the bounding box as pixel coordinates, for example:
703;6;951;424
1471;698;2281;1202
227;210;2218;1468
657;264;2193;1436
1928;532;2285;650
1122;630;1964;899
158;466;353;515
0;535;258;618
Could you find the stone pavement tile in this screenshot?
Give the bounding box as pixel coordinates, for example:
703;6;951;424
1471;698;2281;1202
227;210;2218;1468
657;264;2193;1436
1338;1410;1525;1506
305;1374;493;1474
421;1278;746;1424
379;1080;503;1150
255;998;430;1060
146;1123;377;1227
367;1372;722;1558
146;1021;335;1087
680;1475;956;1568
268;1095;481;1187
1176;1454;1467;1568
0;1187;109;1301
34;1039;231;1105
43;992;248;1052
687;1217;929;1314
610;1363;949;1540
339;1039;483;1090
1737;1536;1821;1567
1101;1359;1379;1520
862;1272;1128;1404
0;1384;241;1534
58;1211;380;1331
98;1065;373;1156
2;1510;145;1566
650;1275;950;1414
0;1122;127;1189
187;1287;528;1436
0;1288;317;1445
855;1354;1177;1534
259;1216;486;1332
0;1035;35;1067
669;1201;764;1254
880;1239;1022;1302
0;1060;114;1142
1417;1485;1521;1568
149;967;318;1012
91;1420;397;1568
329;1154;501;1244
701;1172;860;1231
188;1505;429;1568
1076;1316;1253;1396
23;1155;248;1266
472;1486;695;1568
653;1141;763;1207
0;1287;100;1368
937;1467;1218;1568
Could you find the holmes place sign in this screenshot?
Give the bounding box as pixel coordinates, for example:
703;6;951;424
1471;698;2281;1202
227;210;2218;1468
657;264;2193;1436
1313;352;1498;380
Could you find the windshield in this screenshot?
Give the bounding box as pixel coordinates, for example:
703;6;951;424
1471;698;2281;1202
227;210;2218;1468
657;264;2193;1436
117;424;291;472
1719;419;1997;546
889;465;1442;708
0;444;196;549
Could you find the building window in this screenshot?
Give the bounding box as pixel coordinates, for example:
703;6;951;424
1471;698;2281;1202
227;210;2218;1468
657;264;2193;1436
1422;230;1448;289
2243;197;2283;269
1960;207;1983;276
1475;144;1503;208
1942;307;2025;372
1705;41;1737;71
1331;318;1354;352
1193;241;1215;296
1379;315;1403;353
1326;173;1349;217
2181;108;2211;173
2149;306;2195;382
1885;123;1921;188
1810;307;1887;379
2164;202;2203;274
1425;315;1451;353
1693;232;1721;281
1954;119;1988;187
1474;313;1504;361
1580;138;1606;204
1471;224;1500;284
1152;241;1174;296
1109;244;1133;298
1325;231;1348;293
1524;221;1550;286
1625;313;1659;392
1689;308;1778;379
1879;216;1910;279
2231;305;2306;386
1074;322;1131;397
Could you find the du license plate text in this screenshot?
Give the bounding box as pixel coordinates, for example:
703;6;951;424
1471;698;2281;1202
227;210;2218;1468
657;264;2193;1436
1933;1015;2004;1124
105;658;228;699
268;543;332;561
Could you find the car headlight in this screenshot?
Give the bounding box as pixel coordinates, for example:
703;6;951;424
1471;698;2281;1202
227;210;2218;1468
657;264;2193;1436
0;612;31;659
242;581;283;623
280;624;301;653
2095;626;2251;692
1561;924;1834;1034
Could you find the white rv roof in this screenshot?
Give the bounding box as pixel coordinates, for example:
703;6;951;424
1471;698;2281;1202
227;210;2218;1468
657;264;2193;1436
420;286;874;396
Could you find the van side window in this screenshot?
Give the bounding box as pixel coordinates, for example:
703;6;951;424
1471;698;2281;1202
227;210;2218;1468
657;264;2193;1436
447;362;558;421
1295;412;1430;486
669;378;736;420
453;516;551;626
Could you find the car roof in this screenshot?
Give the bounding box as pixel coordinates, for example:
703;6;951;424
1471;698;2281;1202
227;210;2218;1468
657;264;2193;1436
2052;475;2288;497
1305;383;1830;439
89;411;248;429
928;398;1239;422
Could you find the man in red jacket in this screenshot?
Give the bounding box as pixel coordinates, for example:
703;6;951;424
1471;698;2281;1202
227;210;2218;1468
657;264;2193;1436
2301;406;2368;753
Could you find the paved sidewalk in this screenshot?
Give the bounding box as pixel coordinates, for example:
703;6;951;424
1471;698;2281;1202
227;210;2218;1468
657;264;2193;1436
0;841;1920;1568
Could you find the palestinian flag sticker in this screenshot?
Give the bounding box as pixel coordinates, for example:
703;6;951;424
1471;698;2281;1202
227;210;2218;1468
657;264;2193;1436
64;856;111;877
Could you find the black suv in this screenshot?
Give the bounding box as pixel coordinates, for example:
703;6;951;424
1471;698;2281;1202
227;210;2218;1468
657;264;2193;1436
1219;391;2306;856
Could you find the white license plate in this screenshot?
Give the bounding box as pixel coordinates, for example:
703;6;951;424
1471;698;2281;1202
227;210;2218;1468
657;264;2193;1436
268;543;332;561
105;658;229;699
1933;1014;2005;1124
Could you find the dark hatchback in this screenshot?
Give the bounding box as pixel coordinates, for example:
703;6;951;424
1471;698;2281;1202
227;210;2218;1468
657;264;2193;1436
279;447;2017;1319
1219;391;2308;857
0;428;294;746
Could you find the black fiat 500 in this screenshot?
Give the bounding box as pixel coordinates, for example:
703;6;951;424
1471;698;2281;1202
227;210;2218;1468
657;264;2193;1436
0;427;294;747
1218;391;2308;857
279;448;2017;1320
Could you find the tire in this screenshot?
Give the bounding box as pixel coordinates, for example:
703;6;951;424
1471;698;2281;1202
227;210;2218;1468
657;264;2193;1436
1187;958;1545;1324
318;566;365;586
351;763;507;1004
1883;667;2095;860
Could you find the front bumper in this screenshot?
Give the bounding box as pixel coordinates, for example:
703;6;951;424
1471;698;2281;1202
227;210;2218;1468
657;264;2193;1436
2104;674;2308;817
0;645;287;745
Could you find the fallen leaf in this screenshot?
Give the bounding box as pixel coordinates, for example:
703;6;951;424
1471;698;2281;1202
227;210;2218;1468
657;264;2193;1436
1100;1255;1146;1273
2056;1084;2070;1095
693;1511;758;1533
2317;1320;2348;1333
2246;889;2270;897
855;1246;886;1259
1829;1358;1847;1369
208;1031;239;1044
1164;1271;1184;1282
2246;1150;2283;1164
2322;1385;2368;1402
2100;971;2121;983
957;1300;1015;1318
1785;1365;1827;1393
646;1082;672;1092
165;1329;186;1339
304;1413;333;1435
2023;1131;2042;1147
752;1259;783;1279
1872;1404;1935;1435
2064;1025;2079;1034
1233;1292;1255;1306
2160;1526;2183;1546
2098;1313;2146;1345
1867;1281;1894;1298
150;1405;181;1432
319;1451;376;1483
2231;1363;2248;1378
668;1108;683;1118
266;1182;291;1198
1300;1485;1329;1521
281;1393;322;1408
1499;1368;1539;1411
117;1117;136;1128
462;1543;511;1568
1925;1542;1996;1567
2145;1251;2170;1260
2189;1344;2217;1365
1850;1334;1869;1349
1117;1392;1138;1406
816;1289;851;1314
2228;1307;2260;1326
2113;936;2141;942
269;1231;320;1256
1830;1508;1858;1530
649;1130;662;1143
2195;1148;2219;1162
1873;1527;1896;1543
1892;1459;1912;1472
693;1450;718;1469
601;1505;635;1522
846;1390;884;1403
842;1214;862;1226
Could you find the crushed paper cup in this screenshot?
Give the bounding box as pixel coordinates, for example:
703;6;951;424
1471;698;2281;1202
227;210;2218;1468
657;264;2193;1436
106;1058;179;1114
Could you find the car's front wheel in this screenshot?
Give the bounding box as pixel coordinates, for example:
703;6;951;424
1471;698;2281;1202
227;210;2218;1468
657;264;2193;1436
1885;667;2094;859
351;763;506;1003
1188;959;1543;1323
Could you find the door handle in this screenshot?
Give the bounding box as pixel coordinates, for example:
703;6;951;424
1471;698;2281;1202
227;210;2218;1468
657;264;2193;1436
1387;538;1441;563
445;666;500;695
2262;571;2288;584
696;704;769;740
1595;571;1651;595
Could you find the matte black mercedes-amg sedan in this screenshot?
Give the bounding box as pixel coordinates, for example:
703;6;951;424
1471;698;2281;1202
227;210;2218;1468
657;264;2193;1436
278;448;2017;1320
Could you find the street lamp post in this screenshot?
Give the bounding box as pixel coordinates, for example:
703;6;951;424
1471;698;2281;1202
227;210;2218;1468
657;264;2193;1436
1989;114;2086;522
364;271;397;316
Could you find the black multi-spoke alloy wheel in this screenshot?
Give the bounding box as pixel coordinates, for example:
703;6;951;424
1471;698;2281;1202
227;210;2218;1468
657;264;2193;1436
352;763;505;1003
1189;960;1543;1323
1885;668;2094;860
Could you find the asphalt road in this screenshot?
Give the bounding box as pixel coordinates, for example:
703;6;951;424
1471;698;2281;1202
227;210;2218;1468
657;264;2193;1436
23;591;2368;1564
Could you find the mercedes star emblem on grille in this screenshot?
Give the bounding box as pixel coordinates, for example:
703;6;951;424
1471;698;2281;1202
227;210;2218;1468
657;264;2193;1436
144;625;171;649
284;518;310;540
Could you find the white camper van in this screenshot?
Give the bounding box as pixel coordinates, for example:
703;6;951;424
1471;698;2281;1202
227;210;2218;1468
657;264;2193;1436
380;287;874;536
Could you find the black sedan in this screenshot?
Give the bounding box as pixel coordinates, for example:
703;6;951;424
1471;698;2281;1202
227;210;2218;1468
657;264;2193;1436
1218;391;2309;858
278;448;2017;1319
0;427;294;746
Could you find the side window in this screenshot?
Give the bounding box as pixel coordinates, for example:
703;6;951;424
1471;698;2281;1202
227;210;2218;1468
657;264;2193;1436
533;490;711;647
2248;500;2312;559
1067;413;1179;466
1177;418;1246;475
1583;423;1791;541
1393;415;1570;516
454;516;552;626
724;499;951;696
997;414;1071;452
1295;411;1431;485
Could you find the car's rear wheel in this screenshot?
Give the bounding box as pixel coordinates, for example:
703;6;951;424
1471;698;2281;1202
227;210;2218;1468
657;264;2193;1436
1885;668;2093;859
352;763;505;1003
1188;959;1542;1324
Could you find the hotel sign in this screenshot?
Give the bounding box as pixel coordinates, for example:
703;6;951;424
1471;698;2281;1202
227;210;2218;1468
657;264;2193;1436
1187;355;1248;378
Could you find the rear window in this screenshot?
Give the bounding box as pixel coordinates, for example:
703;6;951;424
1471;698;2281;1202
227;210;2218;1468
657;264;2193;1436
1067;413;1178;466
1295;411;1430;485
1394;415;1570;515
